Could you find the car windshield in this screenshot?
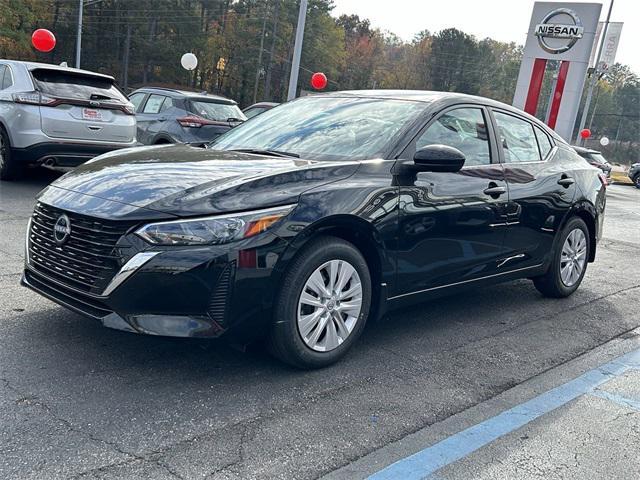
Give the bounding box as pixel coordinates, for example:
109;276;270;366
189;99;246;122
211;96;427;160
590;153;607;164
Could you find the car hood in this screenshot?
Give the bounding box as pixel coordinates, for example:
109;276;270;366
40;145;359;220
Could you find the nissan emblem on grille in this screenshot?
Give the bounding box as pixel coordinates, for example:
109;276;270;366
53;214;71;245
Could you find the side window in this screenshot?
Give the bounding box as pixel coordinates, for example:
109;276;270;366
415;107;491;166
3;66;13;89
493;111;541;163
534;126;554;160
160;97;173;112
142;94;166;114
129;93;146;112
0;66;6;90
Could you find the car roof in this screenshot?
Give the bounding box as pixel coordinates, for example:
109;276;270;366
245;102;279;109
0;59;114;80
131;86;237;104
314;90;567;143
572;146;601;154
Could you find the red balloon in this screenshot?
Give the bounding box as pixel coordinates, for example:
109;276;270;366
580;128;591;139
32;29;56;53
311;72;328;90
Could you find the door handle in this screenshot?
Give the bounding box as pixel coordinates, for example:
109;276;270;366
158;117;168;122
558;176;575;187
483;184;507;197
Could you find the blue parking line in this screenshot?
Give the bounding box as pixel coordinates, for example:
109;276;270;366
591;389;640;411
368;348;640;480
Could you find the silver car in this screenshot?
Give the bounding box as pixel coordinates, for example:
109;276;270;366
0;60;136;180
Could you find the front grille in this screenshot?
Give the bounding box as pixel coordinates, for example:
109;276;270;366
28;202;136;294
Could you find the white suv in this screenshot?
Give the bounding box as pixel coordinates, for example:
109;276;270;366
0;60;136;180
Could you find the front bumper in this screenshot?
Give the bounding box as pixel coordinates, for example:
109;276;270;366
22;231;289;339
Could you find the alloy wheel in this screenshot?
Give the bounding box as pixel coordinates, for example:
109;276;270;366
560;228;587;287
297;259;363;352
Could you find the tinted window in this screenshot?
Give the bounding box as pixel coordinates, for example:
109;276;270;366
190;100;245;121
213;96;427;161
416;107;491;166
534;126;554;159
244;106;266;119
494;111;541;163
590;153;608;164
143;94;167;114
31;69;127;102
3;66;13;89
0;65;5;90
129;92;146;112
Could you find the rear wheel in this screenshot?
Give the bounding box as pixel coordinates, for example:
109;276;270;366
267;236;371;369
0;127;23;181
533;217;589;298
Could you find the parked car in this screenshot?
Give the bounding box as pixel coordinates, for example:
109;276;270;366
572;146;612;180
128;87;246;146
628;162;640;189
0;60;136;180
22;91;606;368
243;101;278;119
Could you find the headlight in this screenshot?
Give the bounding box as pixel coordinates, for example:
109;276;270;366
135;204;296;246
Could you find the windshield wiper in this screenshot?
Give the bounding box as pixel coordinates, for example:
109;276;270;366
228;148;300;158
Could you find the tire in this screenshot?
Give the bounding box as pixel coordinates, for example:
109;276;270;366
533;217;590;298
0;127;23;181
267;236;372;369
634;175;640;189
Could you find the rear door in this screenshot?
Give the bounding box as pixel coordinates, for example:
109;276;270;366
136;94;171;144
490;109;577;271
32;69;134;143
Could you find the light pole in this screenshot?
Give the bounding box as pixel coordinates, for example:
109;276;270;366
75;0;83;68
75;0;105;69
287;0;308;101
575;0;614;145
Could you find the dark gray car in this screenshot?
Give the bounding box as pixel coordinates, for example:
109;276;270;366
128;87;246;146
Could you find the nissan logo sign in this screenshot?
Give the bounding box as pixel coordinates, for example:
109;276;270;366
53;214;72;245
535;8;584;54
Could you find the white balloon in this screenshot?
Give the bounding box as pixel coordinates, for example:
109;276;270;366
599;137;610;146
181;53;198;71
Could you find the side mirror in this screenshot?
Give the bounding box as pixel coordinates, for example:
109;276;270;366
413;144;466;172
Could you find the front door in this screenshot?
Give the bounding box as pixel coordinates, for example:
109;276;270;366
395;105;509;297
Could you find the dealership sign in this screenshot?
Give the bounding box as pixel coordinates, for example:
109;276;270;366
513;2;601;141
535;8;584;54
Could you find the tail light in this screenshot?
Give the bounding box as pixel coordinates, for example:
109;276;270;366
177;116;216;128
598;173;608;188
13;91;59;106
121;104;136;115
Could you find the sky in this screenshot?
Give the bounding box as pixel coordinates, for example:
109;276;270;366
332;0;639;73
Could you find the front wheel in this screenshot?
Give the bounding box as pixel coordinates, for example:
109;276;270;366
533;217;590;298
634;175;640;189
267;236;372;369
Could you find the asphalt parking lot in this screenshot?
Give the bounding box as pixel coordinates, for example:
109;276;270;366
1;171;639;480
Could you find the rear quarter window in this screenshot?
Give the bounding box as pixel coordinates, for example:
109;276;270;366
31;69;127;102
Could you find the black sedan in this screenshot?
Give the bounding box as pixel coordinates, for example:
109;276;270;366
572;146;612;180
22;91;606;368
